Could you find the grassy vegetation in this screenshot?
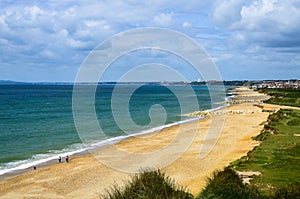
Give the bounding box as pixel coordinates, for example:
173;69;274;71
101;169;193;199
102;167;300;198
258;88;300;107
196;168;261;199
230;109;300;196
102;169;264;199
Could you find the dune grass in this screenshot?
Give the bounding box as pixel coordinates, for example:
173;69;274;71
101;168;266;199
230;109;300;196
101;169;193;199
102;167;299;198
196;168;261;199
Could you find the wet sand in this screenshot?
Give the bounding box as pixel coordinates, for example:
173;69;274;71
0;87;271;198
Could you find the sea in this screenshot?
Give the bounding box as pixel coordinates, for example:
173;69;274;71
0;83;228;176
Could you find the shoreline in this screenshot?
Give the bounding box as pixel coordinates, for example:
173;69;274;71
0;114;204;179
0;87;272;198
0;94;230;179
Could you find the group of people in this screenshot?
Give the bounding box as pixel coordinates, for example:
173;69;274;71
58;155;69;163
33;155;70;170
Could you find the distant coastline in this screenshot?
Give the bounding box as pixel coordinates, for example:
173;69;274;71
1;79;299;87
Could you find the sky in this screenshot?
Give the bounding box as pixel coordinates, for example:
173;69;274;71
0;0;300;82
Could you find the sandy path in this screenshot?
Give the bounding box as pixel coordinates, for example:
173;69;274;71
261;103;300;111
0;87;270;198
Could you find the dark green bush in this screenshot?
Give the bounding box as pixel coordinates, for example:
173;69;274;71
268;110;285;122
274;183;300;199
253;130;270;141
196;168;261;199
287;119;300;126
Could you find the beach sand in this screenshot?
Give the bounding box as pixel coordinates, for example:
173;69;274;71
0;87;271;198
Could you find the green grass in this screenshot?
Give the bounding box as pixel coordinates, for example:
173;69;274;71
231;109;300;196
258;88;300;107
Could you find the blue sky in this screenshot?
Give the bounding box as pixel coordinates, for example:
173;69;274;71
0;0;300;82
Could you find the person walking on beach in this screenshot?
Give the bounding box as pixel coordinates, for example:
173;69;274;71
66;155;69;163
58;156;62;163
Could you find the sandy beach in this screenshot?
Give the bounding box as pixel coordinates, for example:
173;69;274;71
0;87;273;198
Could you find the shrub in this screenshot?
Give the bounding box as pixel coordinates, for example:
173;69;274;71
196;168;261;199
253;130;270;141
287;119;300;126
274;183;300;199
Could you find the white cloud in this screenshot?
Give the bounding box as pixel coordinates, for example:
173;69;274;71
212;0;245;28
58;29;69;37
24;6;44;19
182;21;191;28
212;0;300;48
239;0;292;31
153;13;173;26
84;20;101;27
0;14;8;28
40;50;56;58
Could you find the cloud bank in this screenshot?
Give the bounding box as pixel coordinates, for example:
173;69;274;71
0;0;299;81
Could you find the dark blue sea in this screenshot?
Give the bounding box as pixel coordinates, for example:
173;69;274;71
0;84;227;175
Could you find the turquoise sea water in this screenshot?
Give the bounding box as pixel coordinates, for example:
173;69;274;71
0;84;227;175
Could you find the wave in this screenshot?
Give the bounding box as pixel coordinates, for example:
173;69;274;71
0;116;203;177
0;144;87;176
